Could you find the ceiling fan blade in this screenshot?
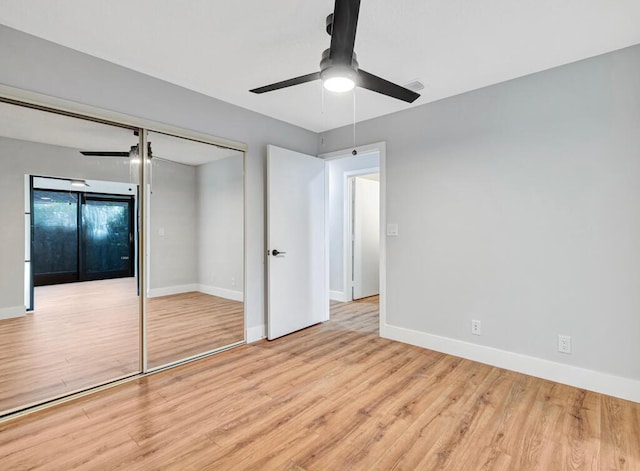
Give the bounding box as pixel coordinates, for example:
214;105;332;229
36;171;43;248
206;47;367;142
250;72;321;94
357;69;420;103
329;0;361;63
80;151;130;157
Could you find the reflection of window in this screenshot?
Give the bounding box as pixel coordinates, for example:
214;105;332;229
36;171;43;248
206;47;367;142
33;190;79;277
32;189;134;285
83;200;131;274
83;202;127;240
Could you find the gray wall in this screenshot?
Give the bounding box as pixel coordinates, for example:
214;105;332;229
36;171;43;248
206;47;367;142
148;158;198;292
0;136;134;313
197;156;244;297
0;25;317;332
321;44;640;383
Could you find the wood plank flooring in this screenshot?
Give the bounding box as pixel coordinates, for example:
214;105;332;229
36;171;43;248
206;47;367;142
1;296;639;470
147;290;244;368
0;278;244;413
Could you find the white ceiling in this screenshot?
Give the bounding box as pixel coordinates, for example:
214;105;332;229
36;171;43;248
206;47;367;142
1;0;639;132
0;101;240;165
0;101;138;150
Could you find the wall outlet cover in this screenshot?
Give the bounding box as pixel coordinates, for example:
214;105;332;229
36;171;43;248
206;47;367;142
558;334;571;354
471;319;481;335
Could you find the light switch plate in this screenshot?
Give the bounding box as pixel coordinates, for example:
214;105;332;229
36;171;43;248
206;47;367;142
386;223;399;236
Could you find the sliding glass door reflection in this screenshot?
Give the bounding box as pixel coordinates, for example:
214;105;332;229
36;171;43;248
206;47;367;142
32;191;135;285
146;131;244;369
82;195;135;280
33;190;79;286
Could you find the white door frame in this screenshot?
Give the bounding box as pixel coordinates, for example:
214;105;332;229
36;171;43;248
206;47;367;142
320;142;387;329
345;168;380;301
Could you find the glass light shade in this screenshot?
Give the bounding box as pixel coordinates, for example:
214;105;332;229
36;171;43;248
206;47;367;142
323;75;355;93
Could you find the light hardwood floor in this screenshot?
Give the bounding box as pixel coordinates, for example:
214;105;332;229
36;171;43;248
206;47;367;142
1;296;639;470
0;278;244;413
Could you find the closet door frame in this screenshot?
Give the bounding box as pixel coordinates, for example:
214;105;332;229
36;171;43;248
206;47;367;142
0;85;248;421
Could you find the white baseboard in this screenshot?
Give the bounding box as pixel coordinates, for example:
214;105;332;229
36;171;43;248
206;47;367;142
198;284;244;302
329;290;350;302
147;284;244;301
147;284;198;298
0;305;26;320
381;323;640;404
247;324;266;343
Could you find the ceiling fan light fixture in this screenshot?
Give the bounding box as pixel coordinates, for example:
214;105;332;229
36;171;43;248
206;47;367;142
70;179;89;188
323;76;355;93
321;67;356;93
129;144;141;164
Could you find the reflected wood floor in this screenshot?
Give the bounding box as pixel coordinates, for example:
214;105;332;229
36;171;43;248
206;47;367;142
1;296;639;470
0;278;244;413
147;290;244;368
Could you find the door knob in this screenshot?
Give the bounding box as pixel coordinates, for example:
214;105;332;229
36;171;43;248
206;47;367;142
272;249;286;256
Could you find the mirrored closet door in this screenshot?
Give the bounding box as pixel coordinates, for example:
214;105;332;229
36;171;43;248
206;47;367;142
0;99;246;417
145;131;245;369
0;101;141;414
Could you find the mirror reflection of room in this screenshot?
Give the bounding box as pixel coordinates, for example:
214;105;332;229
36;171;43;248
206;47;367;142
0;101;246;415
0;101;141;414
145;131;244;369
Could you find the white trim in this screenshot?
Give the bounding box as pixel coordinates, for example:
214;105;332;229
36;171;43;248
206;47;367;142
319;141;387;331
329;290;349;302
344;167;380;302
320;143;385;311
324;160;331;322
242;140;248;345
378;144;387;331
0;305;26;320
147;284;198;298
247;324;266;343
382;323;640;403
197;284;244;302
0;84;247;152
319;142;384;160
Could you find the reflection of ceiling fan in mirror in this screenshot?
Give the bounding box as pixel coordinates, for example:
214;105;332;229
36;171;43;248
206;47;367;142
79;142;152;159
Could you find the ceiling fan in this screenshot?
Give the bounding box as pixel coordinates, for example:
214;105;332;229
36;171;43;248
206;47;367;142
250;0;420;103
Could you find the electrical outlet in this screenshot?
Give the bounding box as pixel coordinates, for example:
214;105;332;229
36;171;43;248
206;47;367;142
471;320;481;336
558;334;571;354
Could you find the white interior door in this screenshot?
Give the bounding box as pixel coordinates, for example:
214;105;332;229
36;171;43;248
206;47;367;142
352;176;380;299
267;145;327;340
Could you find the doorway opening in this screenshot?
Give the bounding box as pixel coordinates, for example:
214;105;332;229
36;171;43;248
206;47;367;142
325;144;383;328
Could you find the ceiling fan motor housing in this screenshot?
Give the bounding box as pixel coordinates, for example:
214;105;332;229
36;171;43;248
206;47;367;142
320;48;359;83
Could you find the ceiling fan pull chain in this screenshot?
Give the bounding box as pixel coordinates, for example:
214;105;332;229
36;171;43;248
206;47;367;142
321;85;325;146
352;89;357;155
